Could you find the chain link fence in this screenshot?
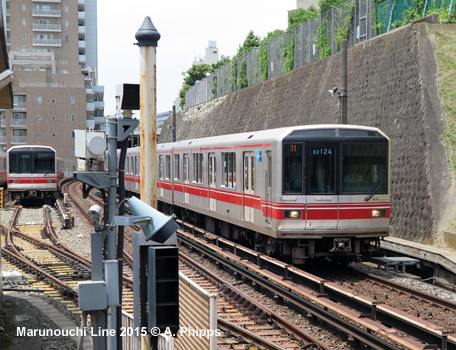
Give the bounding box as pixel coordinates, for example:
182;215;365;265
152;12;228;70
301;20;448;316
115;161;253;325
184;0;371;109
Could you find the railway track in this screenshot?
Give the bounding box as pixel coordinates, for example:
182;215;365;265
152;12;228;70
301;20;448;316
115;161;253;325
180;252;332;350
177;220;456;350
59;178;456;349
63;179;338;348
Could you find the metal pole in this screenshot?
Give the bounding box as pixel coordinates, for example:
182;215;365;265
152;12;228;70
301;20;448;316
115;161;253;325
106;116;118;350
136;17;160;209
135;16;161;350
172;105;176;142
340;39;348;124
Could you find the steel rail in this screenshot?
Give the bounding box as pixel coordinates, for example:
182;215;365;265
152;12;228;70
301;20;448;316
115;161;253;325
179;252;331;350
177;231;443;350
217;318;287;350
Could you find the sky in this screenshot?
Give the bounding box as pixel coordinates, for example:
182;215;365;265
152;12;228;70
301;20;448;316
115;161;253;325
97;0;297;116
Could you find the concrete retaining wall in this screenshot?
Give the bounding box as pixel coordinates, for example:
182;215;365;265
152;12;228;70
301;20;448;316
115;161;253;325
159;23;456;243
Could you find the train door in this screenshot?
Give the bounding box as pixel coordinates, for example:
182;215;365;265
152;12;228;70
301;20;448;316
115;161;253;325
243;152;255;223
183;154;190;204
158;155;164;197
306;143;338;230
208;153;216;212
264;151;273;228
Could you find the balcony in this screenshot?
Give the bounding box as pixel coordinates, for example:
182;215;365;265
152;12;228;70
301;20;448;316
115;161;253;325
0;136;6;145
93;85;104;93
33;38;62;47
79;55;86;63
86;102;95;111
78;0;85;4
32;9;62;17
78;26;85;34
79;41;86;49
10;119;27;128
0;119;6;128
32;0;61;2
78;12;85;20
32;24;62;32
94;101;104;109
13;102;27;110
11;136;27;144
86;120;95;129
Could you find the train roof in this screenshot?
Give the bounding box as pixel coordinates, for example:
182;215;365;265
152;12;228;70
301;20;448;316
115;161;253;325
167;124;389;151
7;145;57;153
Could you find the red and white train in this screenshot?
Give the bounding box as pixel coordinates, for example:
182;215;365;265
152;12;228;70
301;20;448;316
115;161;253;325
7;145;64;202
124;125;391;264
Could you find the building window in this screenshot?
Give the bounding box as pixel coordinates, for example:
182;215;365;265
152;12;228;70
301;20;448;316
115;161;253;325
72;131;75;138
22;34;26;40
22;19;26;26
34;96;42;104
22;4;26;11
66;35;69;42
52;133;56;138
65;21;69;27
65;6;69;12
34;116;42;120
52;116;56;120
36;133;42;137
71;114;75;121
71;96;75;104
51;99;55;103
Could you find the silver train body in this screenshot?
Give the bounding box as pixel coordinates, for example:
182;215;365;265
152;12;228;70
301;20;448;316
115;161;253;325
124;125;391;264
7;145;64;202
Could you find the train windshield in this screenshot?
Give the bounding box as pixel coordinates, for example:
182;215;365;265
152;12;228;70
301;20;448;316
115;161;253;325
9;150;55;174
342;144;388;194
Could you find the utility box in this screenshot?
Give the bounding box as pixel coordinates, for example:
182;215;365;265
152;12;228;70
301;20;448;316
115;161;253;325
74;130;106;159
74;130;106;171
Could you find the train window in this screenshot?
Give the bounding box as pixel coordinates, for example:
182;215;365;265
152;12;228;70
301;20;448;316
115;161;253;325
308;144;336;194
283;144;303;194
222;153;236;188
288;129;336;137
193;153;203;184
165;155;171;180
174;155;180;181
34;152;55;173
342;144;388;194
159;156;163;179
339;129;380;137
184;154;189;182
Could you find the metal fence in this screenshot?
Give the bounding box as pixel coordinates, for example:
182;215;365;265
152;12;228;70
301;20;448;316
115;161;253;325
376;0;454;34
184;0;373;109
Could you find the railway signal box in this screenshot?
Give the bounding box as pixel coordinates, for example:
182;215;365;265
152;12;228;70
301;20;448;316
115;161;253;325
140;246;179;336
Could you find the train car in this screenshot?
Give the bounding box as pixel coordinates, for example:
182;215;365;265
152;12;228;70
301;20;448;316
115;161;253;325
0;150;7;186
124;124;391;264
7;145;60;202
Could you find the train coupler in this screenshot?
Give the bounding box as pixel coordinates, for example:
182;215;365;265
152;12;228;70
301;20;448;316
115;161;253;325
331;238;352;252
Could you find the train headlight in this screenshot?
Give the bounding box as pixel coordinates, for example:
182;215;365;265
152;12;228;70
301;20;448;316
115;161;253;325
9;180;17;183
284;210;302;219
372;209;387;218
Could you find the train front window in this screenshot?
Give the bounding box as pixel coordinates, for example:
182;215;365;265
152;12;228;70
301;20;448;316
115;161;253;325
283;143;303;194
308;144;336;194
33;152;55;173
342;144;388;194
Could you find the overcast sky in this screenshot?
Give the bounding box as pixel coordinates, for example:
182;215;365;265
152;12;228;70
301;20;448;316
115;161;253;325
97;0;296;116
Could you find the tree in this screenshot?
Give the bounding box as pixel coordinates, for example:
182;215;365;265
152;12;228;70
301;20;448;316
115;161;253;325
288;6;320;29
178;63;213;109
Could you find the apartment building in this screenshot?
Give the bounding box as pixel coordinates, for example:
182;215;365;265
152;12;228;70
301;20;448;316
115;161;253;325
1;0;104;173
